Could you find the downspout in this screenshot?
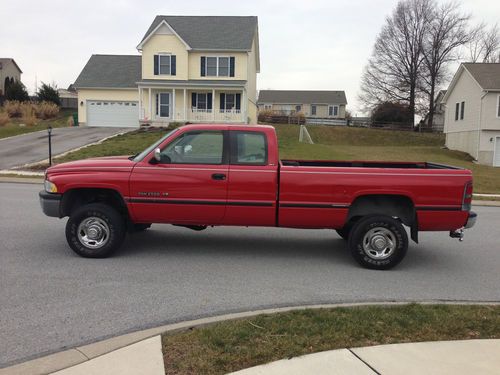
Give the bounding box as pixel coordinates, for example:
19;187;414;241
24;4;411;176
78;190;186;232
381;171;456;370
477;91;488;161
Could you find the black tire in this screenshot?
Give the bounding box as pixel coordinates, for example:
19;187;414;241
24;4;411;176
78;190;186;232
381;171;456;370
131;223;151;232
348;215;408;270
65;203;126;258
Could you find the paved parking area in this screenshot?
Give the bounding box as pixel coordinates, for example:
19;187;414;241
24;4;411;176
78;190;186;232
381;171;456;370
0;127;130;169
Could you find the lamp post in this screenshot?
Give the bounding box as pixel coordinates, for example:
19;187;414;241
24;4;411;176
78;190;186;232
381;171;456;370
47;126;52;166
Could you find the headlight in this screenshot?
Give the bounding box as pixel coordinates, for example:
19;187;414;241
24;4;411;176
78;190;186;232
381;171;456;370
44;180;58;193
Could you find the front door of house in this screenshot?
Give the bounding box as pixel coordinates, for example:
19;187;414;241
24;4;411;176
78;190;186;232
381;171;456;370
158;92;170;119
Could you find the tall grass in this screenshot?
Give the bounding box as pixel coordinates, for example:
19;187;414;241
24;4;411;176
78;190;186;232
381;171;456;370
3;101;60;121
0;112;9;126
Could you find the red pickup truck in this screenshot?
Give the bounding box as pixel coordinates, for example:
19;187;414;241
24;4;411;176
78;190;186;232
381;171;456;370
40;124;476;270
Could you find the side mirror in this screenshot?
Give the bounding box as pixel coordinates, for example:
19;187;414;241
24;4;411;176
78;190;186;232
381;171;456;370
154;148;162;162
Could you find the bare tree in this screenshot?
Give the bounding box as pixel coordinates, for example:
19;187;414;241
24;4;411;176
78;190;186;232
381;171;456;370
421;2;471;128
468;23;500;63
358;0;433;124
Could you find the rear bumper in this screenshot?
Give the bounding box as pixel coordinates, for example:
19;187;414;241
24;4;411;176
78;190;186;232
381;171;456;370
464;211;477;229
39;191;62;218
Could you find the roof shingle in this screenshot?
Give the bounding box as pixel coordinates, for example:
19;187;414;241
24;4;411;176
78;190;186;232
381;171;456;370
73;55;141;89
140;16;258;50
463;63;500;90
258;90;347;105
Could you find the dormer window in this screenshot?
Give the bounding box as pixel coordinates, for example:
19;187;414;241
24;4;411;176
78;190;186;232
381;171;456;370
201;56;235;77
154;54;176;76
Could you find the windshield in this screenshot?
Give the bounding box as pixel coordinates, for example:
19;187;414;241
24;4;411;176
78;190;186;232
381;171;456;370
132;129;178;162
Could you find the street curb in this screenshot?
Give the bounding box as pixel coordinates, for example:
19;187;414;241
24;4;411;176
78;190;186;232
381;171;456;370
2;301;499;375
0;129;48;142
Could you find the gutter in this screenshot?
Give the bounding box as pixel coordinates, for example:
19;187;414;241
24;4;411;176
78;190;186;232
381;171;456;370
477;90;488;161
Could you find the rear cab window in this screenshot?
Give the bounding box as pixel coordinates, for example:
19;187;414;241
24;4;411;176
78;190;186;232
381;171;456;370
230;131;268;165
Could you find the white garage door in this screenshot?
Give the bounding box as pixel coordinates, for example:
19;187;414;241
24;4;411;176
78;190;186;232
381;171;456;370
87;100;139;127
494;137;500;167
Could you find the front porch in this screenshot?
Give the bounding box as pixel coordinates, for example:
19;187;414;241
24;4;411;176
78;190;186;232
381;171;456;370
137;82;248;125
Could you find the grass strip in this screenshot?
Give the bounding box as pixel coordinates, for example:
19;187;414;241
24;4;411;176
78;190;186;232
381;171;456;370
162;304;500;374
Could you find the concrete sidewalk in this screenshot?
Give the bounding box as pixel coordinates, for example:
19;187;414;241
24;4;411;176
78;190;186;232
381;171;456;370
6;338;498;375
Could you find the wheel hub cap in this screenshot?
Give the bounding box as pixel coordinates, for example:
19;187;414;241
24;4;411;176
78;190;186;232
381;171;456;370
362;227;396;260
77;217;110;249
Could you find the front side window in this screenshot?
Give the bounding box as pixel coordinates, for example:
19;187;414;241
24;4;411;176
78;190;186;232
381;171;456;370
218;57;229;76
192;93;212;111
231;132;267;165
206;57;217;76
295;105;301;112
160;131;224;164
455;102;460;121
311;105;317;116
157;93;170;117
203;56;234;77
460;101;465;120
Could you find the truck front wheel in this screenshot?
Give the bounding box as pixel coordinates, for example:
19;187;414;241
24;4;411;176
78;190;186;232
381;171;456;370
348;215;408;270
65;203;126;258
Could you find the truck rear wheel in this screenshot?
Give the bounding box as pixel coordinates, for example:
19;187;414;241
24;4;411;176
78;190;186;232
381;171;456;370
65;203;126;258
348;215;408;270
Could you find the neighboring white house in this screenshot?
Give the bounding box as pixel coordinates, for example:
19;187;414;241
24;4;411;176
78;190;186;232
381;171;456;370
0;58;22;96
423;90;446;132
442;63;500;167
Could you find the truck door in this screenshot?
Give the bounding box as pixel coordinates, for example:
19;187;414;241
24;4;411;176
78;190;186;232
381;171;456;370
129;130;229;225
223;130;278;226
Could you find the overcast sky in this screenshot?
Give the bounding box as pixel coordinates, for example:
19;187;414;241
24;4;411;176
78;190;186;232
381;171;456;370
1;0;499;114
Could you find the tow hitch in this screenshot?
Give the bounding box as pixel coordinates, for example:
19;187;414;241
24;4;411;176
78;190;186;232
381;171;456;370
450;229;464;242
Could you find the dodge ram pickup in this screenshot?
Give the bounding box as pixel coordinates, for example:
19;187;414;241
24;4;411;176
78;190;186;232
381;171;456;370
40;124;477;270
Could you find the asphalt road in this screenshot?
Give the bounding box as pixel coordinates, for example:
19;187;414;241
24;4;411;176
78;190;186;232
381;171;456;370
1;183;499;367
0;127;130;169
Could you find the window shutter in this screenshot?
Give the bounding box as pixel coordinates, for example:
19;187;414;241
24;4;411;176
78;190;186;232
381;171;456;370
207;93;213;110
220;93;225;110
200;56;206;77
154;55;159;75
235;93;241;110
229;57;235;77
155;94;159;115
171;55;176;75
191;93;197;108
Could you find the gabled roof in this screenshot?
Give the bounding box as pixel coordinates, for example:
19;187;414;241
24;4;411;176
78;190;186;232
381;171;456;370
442;63;500;103
258;90;347;105
0;58;22;73
462;63;500;90
138;16;258;51
74;55;141;89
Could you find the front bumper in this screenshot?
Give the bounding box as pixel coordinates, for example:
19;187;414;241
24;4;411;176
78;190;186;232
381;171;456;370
39;190;62;217
464;211;477;229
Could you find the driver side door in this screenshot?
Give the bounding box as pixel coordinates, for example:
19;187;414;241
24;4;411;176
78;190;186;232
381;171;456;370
129;130;229;225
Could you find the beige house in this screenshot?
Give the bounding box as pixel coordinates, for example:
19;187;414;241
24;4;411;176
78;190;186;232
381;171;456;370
443;63;500;167
74;16;260;127
257;90;347;118
0;58;22;96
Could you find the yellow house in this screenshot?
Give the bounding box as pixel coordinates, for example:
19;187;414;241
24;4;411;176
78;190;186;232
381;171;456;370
74;16;260;127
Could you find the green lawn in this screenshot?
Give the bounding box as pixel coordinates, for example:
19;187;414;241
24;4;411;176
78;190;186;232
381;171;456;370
46;124;500;193
0;108;75;139
161;304;500;375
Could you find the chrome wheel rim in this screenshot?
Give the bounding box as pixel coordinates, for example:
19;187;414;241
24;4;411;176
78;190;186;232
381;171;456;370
362;227;396;260
77;217;110;249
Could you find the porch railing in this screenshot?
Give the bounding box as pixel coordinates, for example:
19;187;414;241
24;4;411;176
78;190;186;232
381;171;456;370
187;108;244;123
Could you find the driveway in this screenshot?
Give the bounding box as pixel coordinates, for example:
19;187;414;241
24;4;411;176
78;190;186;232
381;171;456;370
0;126;131;169
0;183;499;367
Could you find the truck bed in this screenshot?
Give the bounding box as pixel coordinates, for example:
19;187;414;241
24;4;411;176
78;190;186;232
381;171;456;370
281;160;463;169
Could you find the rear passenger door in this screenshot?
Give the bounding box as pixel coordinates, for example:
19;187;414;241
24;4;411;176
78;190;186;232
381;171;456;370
223;130;278;226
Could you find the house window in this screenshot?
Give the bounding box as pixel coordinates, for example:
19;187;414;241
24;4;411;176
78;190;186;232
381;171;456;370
154;54;176;76
192;93;213;112
202;56;235;77
264;104;272;110
156;93;170;117
295;105;301;113
455;103;460;121
329;105;339;116
497;95;500;118
311;105;317;116
460;101;465;120
220;93;241;112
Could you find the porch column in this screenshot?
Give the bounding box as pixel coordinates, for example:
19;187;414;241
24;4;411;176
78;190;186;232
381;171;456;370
138;86;142;120
212;89;215;122
172;88;176;120
242;88;248;123
148;88;152;121
183;89;187;121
